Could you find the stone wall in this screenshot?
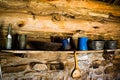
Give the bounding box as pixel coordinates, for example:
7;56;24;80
0;50;120;80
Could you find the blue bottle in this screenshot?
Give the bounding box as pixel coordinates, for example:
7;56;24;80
78;37;88;51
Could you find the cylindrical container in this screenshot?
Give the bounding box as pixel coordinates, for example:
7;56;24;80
18;34;27;49
61;38;71;50
88;40;104;50
105;40;118;49
6;24;12;49
78;37;88;51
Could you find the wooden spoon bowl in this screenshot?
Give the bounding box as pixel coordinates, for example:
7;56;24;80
72;68;81;78
71;51;81;78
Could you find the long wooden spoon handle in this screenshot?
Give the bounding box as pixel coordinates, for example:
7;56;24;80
74;51;78;69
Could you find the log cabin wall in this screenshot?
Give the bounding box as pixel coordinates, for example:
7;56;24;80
0;0;120;80
0;0;120;48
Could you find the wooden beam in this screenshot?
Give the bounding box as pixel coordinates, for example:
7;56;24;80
0;0;120;16
2;64;27;73
0;13;120;34
1;49;120;54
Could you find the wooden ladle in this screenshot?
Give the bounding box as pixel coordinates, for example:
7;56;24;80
71;51;81;78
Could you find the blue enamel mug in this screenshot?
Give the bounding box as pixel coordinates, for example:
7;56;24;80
78;37;88;50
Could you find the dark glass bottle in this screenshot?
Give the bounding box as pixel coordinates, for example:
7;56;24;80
6;24;12;49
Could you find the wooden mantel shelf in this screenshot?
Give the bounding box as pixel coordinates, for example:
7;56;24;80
1;49;120;54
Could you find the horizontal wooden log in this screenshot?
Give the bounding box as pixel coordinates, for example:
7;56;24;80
1;49;120;54
0;13;120;34
0;0;120;17
2;64;27;73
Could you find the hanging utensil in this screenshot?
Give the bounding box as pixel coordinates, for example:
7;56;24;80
71;51;81;78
